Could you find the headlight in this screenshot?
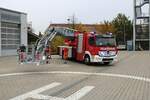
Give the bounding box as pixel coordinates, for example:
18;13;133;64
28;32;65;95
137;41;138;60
109;51;116;56
99;51;106;56
99;51;116;57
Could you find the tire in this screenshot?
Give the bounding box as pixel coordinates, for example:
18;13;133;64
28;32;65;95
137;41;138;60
62;50;64;59
84;55;90;65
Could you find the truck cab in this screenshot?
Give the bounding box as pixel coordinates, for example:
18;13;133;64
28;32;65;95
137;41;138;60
83;33;118;65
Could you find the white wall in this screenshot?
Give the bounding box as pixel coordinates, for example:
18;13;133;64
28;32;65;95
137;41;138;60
20;14;27;46
1;50;17;56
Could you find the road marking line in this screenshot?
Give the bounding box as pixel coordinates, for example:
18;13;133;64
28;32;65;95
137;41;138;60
65;86;94;100
31;94;51;99
10;82;94;100
1;71;150;83
31;94;65;100
10;82;61;100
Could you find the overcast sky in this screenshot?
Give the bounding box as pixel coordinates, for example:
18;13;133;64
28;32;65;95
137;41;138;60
0;0;133;33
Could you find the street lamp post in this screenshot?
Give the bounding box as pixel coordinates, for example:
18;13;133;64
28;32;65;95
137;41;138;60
67;18;70;28
123;23;126;45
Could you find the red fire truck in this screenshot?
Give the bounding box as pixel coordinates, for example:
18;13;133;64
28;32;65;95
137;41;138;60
59;31;118;65
21;27;117;65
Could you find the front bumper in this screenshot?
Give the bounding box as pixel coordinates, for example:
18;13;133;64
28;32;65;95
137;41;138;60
91;55;117;63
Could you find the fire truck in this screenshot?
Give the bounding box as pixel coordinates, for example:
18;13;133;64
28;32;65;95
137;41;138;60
19;27;117;65
59;31;118;65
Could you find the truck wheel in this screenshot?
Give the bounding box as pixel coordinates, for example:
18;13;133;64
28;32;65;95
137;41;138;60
62;50;64;59
84;55;90;65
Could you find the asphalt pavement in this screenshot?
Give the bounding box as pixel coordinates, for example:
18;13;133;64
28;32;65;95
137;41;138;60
0;51;150;100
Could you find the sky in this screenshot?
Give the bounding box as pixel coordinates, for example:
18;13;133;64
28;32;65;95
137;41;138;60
0;0;133;33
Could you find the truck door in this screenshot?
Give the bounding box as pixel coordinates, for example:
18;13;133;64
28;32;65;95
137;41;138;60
76;34;84;61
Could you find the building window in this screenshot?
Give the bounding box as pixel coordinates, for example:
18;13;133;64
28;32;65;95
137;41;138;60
1;22;21;50
1;13;20;22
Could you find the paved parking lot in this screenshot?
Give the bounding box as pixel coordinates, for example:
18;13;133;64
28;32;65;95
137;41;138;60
0;51;150;100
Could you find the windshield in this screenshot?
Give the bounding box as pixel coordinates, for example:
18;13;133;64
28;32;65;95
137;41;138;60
95;36;116;47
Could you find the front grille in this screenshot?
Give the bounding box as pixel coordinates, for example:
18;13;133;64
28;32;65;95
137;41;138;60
102;58;113;61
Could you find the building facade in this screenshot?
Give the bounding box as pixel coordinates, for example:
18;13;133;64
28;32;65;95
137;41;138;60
0;8;27;56
133;0;150;50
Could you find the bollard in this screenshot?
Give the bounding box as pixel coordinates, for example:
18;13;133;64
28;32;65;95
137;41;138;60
63;48;68;64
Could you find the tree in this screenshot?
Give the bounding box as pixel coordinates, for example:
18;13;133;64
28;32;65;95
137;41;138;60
111;13;133;45
51;35;64;54
75;23;90;32
95;20;116;34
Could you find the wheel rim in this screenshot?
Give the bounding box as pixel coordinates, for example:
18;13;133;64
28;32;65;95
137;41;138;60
85;57;89;63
